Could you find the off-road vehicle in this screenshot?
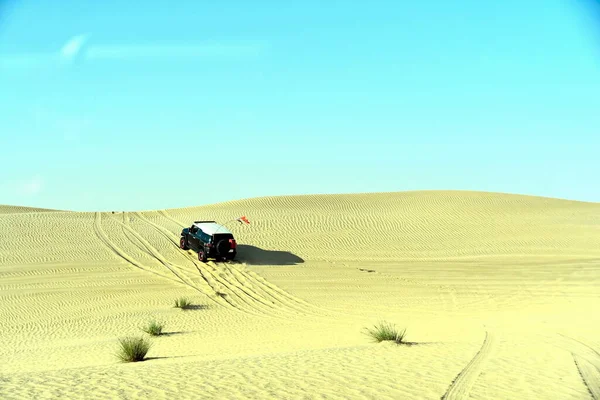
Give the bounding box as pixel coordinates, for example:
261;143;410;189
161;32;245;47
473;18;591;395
180;221;237;262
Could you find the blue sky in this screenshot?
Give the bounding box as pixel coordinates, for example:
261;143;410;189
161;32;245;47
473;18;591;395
1;0;599;211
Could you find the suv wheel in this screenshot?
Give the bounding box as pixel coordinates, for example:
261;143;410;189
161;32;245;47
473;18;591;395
198;250;207;263
180;237;189;250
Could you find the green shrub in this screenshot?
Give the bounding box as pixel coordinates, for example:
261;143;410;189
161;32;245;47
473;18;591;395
116;337;152;362
364;321;407;344
174;297;193;309
142;320;164;336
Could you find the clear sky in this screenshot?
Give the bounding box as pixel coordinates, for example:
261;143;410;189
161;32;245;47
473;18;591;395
1;0;599;211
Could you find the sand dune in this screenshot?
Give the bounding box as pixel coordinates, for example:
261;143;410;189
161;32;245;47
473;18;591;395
1;190;599;399
0;205;60;214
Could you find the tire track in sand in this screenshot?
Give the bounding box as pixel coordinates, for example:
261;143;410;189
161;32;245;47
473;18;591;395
158;209;188;229
126;212;293;318
120;213;199;290
94;212;178;284
120;212;315;319
135;212;330;318
554;335;600;399
574;356;600;399
93;212;228;309
156;210;340;318
116;212;264;314
441;330;496;400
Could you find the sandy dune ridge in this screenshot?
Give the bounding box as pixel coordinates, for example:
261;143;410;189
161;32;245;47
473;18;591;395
1;190;599;399
0;205;62;214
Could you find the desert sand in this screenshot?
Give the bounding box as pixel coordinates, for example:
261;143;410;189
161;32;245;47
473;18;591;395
1;190;599;399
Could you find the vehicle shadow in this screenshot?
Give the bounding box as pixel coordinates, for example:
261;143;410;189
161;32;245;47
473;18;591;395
235;245;304;266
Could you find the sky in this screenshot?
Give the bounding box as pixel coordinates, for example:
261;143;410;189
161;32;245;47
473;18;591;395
1;0;599;211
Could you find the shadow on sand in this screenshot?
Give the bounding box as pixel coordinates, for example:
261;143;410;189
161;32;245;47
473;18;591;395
160;331;188;337
178;304;209;311
144;354;193;361
235;245;304;266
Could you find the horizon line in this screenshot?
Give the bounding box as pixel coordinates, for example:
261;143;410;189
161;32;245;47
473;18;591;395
2;189;598;213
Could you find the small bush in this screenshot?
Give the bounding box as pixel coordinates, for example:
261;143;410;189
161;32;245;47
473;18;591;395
364;321;407;344
116;337;152;362
142;320;164;336
174;297;193;309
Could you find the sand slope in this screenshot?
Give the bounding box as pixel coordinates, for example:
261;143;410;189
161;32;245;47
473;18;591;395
0;205;60;214
1;190;599;399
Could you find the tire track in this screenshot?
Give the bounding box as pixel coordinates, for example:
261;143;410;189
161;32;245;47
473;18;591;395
158;209;188;229
155;210;342;318
130;212;292;317
223;262;318;315
441;330;496;400
135;211;329;318
574;355;600;399
127;212;321;319
559;335;600;369
234;265;337;316
93;212;226;308
115;212;245;311
93;212;179;284
159;210;325;312
121;212;199;290
552;334;600;399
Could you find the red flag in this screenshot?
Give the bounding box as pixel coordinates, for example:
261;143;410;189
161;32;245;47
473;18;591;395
236;216;250;224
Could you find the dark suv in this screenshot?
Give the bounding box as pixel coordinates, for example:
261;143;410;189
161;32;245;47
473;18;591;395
180;220;237;262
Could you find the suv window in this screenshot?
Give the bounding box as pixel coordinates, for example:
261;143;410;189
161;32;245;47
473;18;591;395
213;233;234;241
200;232;211;243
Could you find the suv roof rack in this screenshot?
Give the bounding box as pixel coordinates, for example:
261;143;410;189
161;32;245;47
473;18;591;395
194;220;216;223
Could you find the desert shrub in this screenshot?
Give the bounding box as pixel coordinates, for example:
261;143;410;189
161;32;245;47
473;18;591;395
174;297;193;309
116;337;152;362
142;320;164;336
364;321;407;344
